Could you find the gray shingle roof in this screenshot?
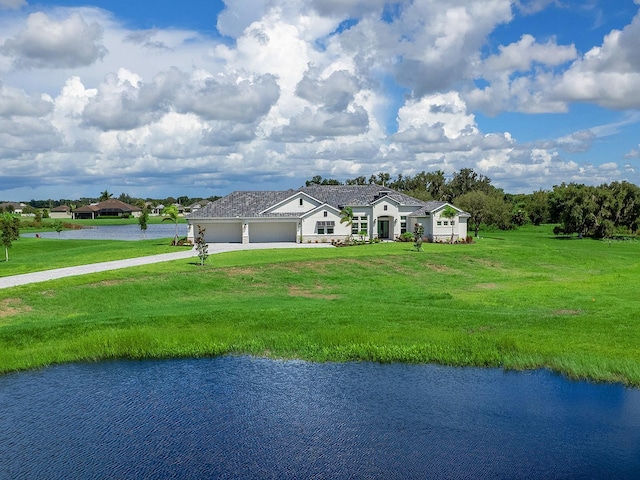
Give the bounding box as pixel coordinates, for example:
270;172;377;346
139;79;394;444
408;201;447;216
189;185;450;219
409;201;470;217
190;190;297;218
299;184;425;208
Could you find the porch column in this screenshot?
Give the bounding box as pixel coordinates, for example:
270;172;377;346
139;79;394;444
242;222;249;244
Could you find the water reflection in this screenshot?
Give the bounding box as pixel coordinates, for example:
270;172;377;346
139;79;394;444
1;357;639;479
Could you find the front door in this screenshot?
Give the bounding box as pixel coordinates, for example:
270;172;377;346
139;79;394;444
378;219;390;239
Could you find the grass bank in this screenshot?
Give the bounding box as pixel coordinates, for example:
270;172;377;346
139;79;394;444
19;215;187;233
1;226;639;386
0;238;181;277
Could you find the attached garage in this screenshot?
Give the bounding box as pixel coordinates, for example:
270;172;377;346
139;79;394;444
203;222;242;243
249;222;297;243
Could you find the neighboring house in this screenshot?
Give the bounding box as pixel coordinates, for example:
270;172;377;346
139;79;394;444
187;202;204;214
49;205;72;219
72;199;142;219
175;203;185;215
151;204;165;215
0;202;26;214
187;185;468;244
152;203;186;216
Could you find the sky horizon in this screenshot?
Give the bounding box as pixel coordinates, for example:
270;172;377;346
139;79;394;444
1;0;640;202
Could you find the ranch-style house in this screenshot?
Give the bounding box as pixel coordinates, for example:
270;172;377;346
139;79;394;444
72;199;142;219
187;185;469;244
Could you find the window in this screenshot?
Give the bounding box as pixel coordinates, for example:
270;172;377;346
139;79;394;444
323;211;328;217
451;220;455;226
383;205;388;211
360;221;368;233
299;198;303;206
401;216;407;234
437;221;442;226
317;220;335;235
443;221;448;226
351;216;359;235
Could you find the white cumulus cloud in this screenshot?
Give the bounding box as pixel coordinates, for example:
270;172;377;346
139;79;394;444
1;11;108;69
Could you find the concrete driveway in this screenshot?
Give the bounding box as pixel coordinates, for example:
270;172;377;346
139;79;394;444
0;242;334;289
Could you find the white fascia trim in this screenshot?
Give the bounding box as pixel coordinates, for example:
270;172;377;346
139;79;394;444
259;191;322;214
370;195;407;207
432;203;469;216
300;203;342;219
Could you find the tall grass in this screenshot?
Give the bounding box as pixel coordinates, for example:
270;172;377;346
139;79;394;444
1;225;639;386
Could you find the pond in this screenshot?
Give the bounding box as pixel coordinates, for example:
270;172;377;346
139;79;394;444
24;223;188;241
1;357;639;479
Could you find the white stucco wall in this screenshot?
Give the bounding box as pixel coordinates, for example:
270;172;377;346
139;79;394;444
370;200;417;239
300;207;347;242
430;207;467;242
49;212;72;219
458;217;468;240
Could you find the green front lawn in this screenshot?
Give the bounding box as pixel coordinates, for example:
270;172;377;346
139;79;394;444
0;238;180;277
1;226;639;386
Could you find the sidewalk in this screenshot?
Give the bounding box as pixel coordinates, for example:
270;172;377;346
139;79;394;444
0;242;333;289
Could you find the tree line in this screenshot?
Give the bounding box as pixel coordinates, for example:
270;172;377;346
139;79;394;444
0;192;221;214
305;170;640;238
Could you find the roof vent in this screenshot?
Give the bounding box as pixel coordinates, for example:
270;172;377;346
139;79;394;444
374;190;392;200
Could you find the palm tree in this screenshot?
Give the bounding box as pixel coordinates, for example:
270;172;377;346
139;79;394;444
162;205;180;245
441;205;458;243
99;190;113;201
339;206;354;240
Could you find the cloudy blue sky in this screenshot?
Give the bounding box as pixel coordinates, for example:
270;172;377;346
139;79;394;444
1;0;639;201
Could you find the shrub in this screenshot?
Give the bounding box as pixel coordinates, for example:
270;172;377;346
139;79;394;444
594;220;614;239
396;232;414;242
33;211;42;227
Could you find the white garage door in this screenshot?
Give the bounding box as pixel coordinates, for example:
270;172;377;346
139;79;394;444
203;222;242;243
249;222;297;243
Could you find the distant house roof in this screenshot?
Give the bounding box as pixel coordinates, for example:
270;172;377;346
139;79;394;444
73;204;100;214
74;199;141;214
0;202;26;211
191;185;436;219
50;205;71;212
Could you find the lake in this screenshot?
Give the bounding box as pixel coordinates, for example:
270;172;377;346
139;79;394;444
24;223;187;241
1;356;639;479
